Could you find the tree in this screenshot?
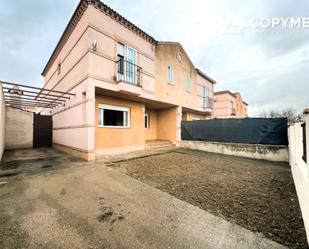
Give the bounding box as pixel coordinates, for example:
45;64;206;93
258;107;301;121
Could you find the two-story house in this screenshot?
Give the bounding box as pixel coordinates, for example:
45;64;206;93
213;91;248;119
41;0;215;160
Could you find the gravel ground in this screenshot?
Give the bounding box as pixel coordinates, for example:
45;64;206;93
115;149;308;249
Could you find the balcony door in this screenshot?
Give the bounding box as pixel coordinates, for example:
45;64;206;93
117;43;137;84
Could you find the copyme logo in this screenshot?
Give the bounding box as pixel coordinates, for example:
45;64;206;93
224;17;309;34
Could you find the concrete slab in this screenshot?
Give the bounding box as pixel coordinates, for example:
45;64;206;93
0;155;287;249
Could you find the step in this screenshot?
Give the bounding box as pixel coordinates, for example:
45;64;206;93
147;143;174;148
146;140;171;145
146;141;176;150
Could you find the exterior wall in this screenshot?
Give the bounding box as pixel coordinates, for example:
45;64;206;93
213;92;236;118
234;93;248;118
0;84;5;161
145;109;157;140
288;117;309;245
155;43;214;114
5;107;33;150
213;92;247;119
52;79;95;161
42;4;156;158
182;112;206;121
87;6;156;98
157;107;177;141
42;2;214;158
43;8;91;92
95;95;145;155
179;141;289;162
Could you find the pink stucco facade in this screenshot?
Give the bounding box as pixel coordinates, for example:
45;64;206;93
41;0;215;160
213;91;248;119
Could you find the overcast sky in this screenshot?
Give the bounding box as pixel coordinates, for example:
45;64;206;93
0;0;308;116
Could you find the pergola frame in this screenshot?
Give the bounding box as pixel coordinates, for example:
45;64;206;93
1;81;76;112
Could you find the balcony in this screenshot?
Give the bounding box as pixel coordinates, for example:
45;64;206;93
116;59;142;95
203;97;213;109
231;108;236;115
116;59;142;83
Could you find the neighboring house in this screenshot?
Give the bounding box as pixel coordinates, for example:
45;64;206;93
213;91;248;119
41;0;216;160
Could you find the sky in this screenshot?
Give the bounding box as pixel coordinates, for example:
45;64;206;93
0;0;308;116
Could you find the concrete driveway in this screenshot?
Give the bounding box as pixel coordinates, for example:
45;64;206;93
0;149;287;249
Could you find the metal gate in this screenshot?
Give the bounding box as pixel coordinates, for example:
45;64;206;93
33;114;52;148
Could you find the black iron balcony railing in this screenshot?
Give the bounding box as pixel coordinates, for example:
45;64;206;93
116;59;142;87
203;97;213;109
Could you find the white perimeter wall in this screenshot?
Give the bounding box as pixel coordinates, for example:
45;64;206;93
5;107;33;150
289;115;309;245
178;141;289;162
0;84;5;161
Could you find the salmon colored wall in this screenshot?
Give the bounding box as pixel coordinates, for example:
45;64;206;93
95;95;145;149
41;2;217;157
145;109;157;140
155;43;214;113
213;92;248;118
87;6;156;95
183;112;206;121
234;93;248;118
157;107;177;141
43;8;92;91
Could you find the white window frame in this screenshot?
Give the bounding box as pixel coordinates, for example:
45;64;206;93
145;113;149;129
98;104;130;128
203;86;209;108
167;65;174;85
186;75;191;93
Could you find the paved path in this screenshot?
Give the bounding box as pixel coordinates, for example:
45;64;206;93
0;151;287;249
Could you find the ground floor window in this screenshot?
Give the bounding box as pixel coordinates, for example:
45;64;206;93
98;104;130;128
145;113;149;128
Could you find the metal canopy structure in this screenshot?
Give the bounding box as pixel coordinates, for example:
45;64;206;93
1;81;75;112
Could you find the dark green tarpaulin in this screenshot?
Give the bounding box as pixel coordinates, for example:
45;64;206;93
181;118;288;145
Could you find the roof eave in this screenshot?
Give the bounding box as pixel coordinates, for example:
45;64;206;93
41;0;156;76
196;69;216;84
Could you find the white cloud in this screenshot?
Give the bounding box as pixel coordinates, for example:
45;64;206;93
0;0;308;116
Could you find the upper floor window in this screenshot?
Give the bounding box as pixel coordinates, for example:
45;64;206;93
167;65;173;85
203;86;209;108
117;42;137;84
186;75;191;93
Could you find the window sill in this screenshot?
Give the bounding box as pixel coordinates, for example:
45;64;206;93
98;125;130;129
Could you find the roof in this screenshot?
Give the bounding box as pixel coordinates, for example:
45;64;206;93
42;0;216;84
42;0;156;76
215;91;248;105
157;42;216;84
214;90;235;96
196;69;216;84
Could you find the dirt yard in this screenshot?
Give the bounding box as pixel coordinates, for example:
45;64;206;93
1;149;288;249
115;149;307;249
